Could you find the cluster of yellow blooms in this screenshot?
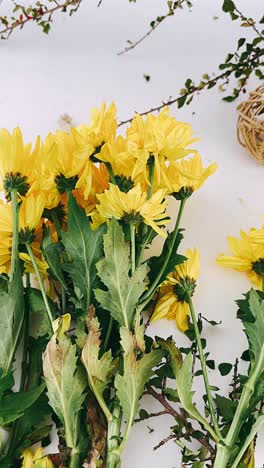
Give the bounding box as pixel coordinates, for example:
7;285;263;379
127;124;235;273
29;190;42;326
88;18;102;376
216;219;264;290
0;103;218;332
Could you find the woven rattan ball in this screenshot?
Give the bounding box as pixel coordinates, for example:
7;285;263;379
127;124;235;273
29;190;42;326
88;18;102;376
237;84;264;164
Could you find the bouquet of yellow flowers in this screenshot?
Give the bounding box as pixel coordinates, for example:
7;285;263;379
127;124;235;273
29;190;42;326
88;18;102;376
0;103;263;468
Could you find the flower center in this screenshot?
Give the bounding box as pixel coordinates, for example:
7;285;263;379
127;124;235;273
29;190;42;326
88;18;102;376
43;202;66;225
173;186;194;201
19;227;36;244
115;175;134;193
122;210;143;225
174;276;196;303
252;258;264;275
55;174;78;193
90;144;104;163
3;172;30;200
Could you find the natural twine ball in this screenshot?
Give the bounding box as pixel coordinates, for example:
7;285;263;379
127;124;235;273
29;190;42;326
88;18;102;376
237;84;264;164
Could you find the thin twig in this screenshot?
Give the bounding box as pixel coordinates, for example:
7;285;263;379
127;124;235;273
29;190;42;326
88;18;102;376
117;0;189;56
118;50;263;126
135;410;167;423
154;433;176;451
0;0;82;38
146;386;215;456
234;5;263;38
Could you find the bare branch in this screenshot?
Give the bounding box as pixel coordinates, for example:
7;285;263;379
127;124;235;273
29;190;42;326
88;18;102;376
117;0;191;56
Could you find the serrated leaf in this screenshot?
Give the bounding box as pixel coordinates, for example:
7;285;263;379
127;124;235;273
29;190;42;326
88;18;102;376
177;353;217;440
9;394;52;458
82;311;117;421
0;383;45;425
0;270;24;376
61;192;106;311
115;328;162;425
28;287;54;339
243;290;264;365
95;219;147;329
147;229;185;287
43;333;86;448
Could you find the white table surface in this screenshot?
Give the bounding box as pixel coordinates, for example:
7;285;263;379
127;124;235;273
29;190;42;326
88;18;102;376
0;0;263;466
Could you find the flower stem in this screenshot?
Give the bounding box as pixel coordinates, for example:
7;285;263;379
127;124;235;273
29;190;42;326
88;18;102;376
104;317;114;352
25;243;53;327
106;403;122;468
105;162;116;184
187;294;222;441
69;448;80;468
20;272;30;391
147;156;155;199
139;198;186;308
10;190;19;282
130;224;136;274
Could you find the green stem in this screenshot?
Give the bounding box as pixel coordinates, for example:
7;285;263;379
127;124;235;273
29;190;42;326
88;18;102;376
69;450;80;468
187;294;222;441
105;162;116;185
147;156;155;199
106;403;122;468
104;317;114;352
214;345;264;467
136;226;152;268
262;273;264;292
51;211;62;241
20;272;30;391
139;198;186;308
130;224;136;274
10;190;19;282
25;243;53;327
61;287;66;314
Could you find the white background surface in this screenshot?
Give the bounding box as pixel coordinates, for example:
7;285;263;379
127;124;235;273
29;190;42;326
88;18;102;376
0;0;264;466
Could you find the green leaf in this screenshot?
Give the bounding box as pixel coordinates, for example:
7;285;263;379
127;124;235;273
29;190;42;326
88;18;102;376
0;383;45;425
243;290;264;364
218;362;233;376
177;353;217;440
115;328;162;426
222;0;235;13
61;192;106;311
0;271;24;376
8;394;52;458
28;287;54;339
95;219;147;329
43;333;87;448
81;312;117;421
147;230;185;287
230;415;264;468
43;238;68;290
215;394;236;422
0;372;14;396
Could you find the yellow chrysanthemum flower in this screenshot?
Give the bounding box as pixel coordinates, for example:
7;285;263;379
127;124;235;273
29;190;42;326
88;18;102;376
99;135;146;187
0;193;45;238
216;230;264;288
248;222;264;244
0;127;38;197
126;107;199;181
94;183;169;237
160;154;217;197
73;103;117;198
21;447;54;468
151;249;200;332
